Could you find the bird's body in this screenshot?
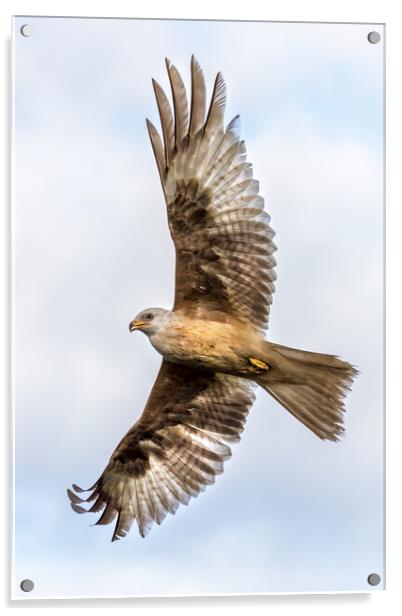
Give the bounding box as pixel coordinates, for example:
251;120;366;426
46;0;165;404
68;56;358;541
148;310;263;376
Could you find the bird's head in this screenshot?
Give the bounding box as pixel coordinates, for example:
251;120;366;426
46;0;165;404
129;307;169;337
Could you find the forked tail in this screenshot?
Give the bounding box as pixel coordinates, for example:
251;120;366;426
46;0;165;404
256;342;358;441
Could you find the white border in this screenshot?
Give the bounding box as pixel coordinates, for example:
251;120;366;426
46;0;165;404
2;1;401;614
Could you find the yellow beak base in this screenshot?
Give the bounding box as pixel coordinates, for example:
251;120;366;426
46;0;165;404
129;319;147;332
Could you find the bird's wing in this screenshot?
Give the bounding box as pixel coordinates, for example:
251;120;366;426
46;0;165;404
147;56;276;331
68;360;255;540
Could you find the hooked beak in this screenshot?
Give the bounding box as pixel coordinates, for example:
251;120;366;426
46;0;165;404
129;319;147;332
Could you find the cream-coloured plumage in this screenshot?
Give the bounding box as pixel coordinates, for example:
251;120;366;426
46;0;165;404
68;57;357;541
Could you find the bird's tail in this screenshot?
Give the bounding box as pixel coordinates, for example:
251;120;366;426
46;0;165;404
255;342;358;441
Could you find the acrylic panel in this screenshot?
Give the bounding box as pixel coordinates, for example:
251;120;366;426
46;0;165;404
12;16;384;599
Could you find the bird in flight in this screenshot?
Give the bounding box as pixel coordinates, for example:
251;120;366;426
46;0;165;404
68;56;357;541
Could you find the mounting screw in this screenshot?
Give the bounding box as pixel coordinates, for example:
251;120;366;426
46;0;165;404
367;573;381;586
20;24;33;37
367;31;381;44
20;579;34;592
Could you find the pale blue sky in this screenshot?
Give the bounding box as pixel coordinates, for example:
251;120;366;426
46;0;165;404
13;16;384;599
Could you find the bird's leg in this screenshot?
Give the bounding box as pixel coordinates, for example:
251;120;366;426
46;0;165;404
248;357;269;373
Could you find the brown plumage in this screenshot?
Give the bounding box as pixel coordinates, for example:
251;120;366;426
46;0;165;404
68;56;358;541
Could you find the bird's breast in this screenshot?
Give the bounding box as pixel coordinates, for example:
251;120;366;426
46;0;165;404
149;317;259;373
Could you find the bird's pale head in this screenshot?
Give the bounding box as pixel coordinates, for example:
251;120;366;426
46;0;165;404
129;307;169;336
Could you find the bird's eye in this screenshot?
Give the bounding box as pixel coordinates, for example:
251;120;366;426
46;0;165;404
146;313;153;321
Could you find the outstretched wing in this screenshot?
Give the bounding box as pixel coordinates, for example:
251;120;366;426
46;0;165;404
147;56;276;331
68;361;255;540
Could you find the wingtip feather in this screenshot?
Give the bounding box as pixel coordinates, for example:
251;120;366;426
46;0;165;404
67;488;84;504
70;502;87;514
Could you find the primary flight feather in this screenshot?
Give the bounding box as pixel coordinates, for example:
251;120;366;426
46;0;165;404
68;56;357;541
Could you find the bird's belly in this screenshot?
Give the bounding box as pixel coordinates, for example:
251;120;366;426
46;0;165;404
150;319;257;374
152;331;233;370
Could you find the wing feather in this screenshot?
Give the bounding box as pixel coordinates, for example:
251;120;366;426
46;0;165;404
204;72;226;140
166;58;189;149
95;499;117;526
152;79;175;168
68;361;254;539
146;119;166;189
189;54;206;136
147;57;276;330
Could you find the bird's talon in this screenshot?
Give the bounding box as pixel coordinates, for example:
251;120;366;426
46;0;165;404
248;357;269;372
